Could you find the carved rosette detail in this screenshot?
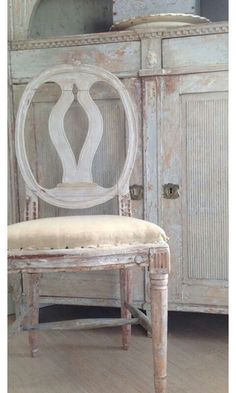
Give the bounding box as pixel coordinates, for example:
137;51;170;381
146;51;158;66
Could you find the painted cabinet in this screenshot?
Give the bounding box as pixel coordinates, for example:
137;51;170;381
8;2;228;314
158;72;228;312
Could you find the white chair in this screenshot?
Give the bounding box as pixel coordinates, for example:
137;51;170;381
8;64;170;393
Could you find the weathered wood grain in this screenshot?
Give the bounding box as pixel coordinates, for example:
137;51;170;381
25;273;40;357
39;269;145;303
8;243;166;273
8;314;25;338
120;269;133;350
10;42;141;81
126;303;152;333
150;273;169;393
8;311;228;393
162;34;228;69
142;77;160;225
156;74;183;304
8;68;19;224
39;296;142;308
24;317;139;331
157;71;228;308
149;248;170;393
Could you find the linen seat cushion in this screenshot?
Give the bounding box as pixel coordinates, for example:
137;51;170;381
8;215;168;251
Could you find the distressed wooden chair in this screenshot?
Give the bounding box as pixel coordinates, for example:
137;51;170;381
8;64;170;393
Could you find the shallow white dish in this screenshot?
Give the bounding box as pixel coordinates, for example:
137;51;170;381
111;13;211;31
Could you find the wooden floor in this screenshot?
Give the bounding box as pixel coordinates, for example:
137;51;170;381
8;306;228;393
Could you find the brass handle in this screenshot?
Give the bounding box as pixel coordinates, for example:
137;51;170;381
163;183;179;199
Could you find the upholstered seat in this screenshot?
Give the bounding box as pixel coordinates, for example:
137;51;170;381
8;215;167;251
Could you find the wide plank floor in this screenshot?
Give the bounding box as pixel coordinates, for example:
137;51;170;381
8;307;228;393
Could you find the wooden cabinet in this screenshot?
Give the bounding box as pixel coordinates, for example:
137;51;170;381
8;6;228;314
158;72;228;312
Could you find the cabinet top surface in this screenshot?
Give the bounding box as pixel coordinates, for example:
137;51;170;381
10;22;228;51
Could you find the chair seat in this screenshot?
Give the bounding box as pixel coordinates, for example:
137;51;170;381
8;215;167;251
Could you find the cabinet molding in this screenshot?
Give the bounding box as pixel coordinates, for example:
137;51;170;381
10;22;228;49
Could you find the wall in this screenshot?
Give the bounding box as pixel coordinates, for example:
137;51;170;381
200;0;228;22
30;0;113;38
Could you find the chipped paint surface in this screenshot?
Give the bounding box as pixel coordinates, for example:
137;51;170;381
162;34;228;69
11;41;141;80
164;75;177;94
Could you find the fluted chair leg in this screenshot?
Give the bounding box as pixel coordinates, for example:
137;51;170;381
120;268;133;350
150;272;168;393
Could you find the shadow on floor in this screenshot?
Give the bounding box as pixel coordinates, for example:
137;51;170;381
39;304;228;340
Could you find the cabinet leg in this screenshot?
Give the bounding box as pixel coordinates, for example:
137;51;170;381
26;273;40;357
120;268;133;350
150;273;168;393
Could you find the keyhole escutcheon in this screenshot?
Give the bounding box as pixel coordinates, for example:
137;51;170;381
163;183;180;199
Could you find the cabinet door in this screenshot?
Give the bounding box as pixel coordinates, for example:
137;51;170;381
159;72;228;311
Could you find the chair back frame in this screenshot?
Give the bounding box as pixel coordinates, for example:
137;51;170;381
15;64;138;209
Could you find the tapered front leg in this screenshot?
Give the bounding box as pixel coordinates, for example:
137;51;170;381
26;273;40;357
149;247;170;393
120;268;133;350
8;272;27;338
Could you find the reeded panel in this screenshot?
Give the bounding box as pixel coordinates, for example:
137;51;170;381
182;92;228;280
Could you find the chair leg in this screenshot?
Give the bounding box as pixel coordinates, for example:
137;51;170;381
26;273;40;357
150;272;168;393
145;308;152;337
120;268;133;350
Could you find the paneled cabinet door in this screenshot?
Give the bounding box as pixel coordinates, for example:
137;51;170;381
158;72;228;312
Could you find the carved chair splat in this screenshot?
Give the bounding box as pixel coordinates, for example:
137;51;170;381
8;64;170;393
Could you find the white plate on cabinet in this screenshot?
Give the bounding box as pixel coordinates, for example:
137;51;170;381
111;13;211;31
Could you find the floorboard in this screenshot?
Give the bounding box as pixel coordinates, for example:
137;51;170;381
8;307;228;393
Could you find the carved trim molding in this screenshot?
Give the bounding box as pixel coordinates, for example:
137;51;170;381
149;247;171;274
119;194;132;217
10;22;228;51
